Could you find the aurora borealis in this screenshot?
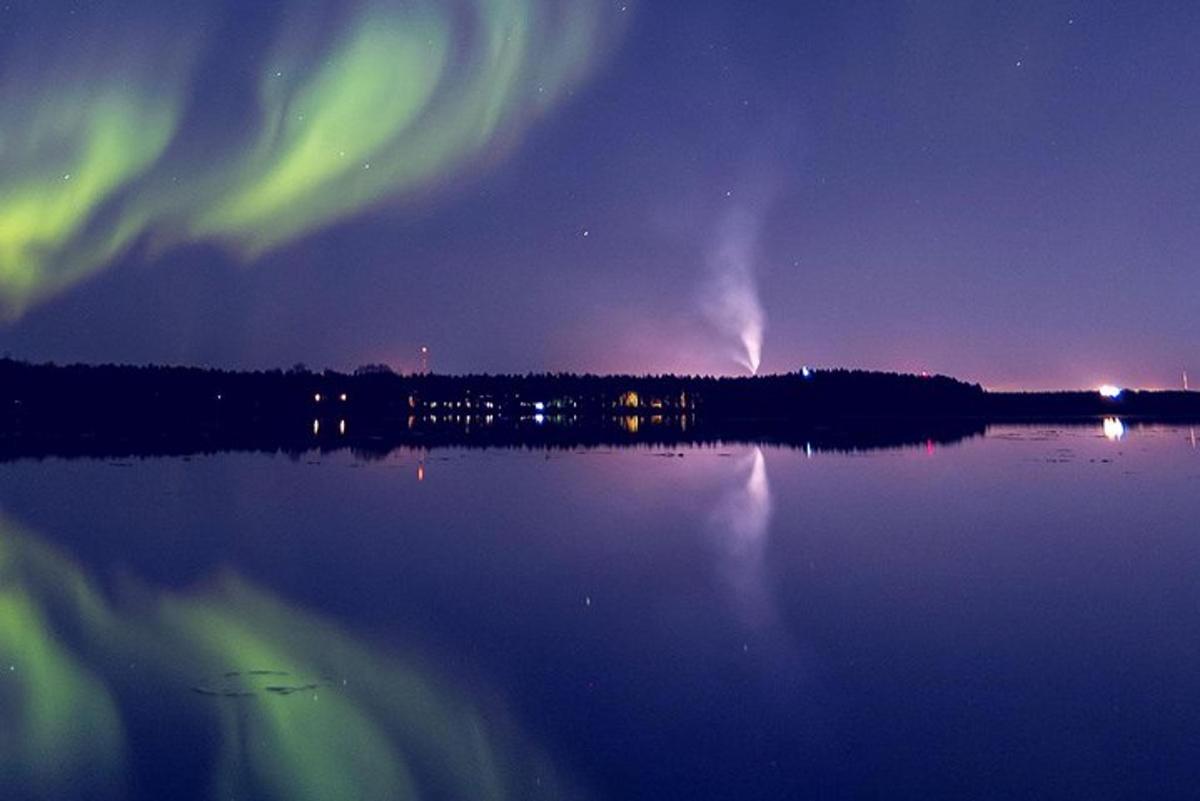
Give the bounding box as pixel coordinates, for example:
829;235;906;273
0;5;198;313
0;0;623;315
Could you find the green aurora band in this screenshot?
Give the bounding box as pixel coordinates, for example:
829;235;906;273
0;6;199;316
0;516;586;800
0;0;626;316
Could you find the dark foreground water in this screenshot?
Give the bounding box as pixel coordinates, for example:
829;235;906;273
1;421;1198;800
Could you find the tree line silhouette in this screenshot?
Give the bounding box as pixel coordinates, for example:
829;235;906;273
1;358;1197;458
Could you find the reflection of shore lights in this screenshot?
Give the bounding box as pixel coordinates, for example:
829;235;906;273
339;393;348;402
314;393;322;403
1103;417;1126;440
1098;385;1123;399
338;419;346;436
312;419;320;436
534;413;545;424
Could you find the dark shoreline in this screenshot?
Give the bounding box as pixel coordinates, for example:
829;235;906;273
2;358;1195;461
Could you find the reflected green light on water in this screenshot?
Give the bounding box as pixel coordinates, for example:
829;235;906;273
174;599;417;801
0;533;127;797
0;592;126;797
0;519;583;801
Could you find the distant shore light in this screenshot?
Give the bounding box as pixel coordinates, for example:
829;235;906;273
1098;385;1123;399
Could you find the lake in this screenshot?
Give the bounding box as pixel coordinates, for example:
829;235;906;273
1;421;1197;800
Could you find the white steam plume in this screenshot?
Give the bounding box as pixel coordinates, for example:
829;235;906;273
700;207;767;375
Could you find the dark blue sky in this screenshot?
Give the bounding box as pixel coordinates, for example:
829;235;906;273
1;0;1197;388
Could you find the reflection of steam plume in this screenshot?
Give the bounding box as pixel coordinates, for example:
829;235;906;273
717;447;772;553
700;208;767;375
709;447;774;624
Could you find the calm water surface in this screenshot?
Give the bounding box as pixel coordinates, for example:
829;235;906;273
1;423;1198;800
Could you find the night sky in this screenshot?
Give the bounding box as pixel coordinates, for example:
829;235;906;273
1;1;1197;389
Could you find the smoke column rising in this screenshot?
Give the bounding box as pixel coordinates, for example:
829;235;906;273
700;207;767;374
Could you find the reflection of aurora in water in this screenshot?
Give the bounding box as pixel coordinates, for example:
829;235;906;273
0;0;626;316
0;518;585;801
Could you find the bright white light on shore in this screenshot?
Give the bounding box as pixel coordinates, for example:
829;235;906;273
534;402;545;411
1102;417;1125;440
1098;385;1123;399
